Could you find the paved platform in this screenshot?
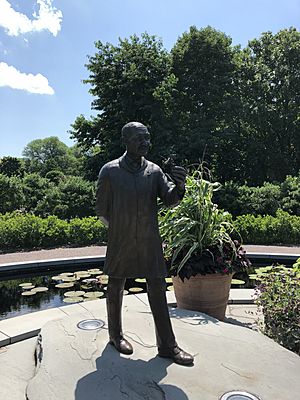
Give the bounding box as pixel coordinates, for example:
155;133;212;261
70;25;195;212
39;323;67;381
0;293;297;400
0;245;298;399
0;290;257;347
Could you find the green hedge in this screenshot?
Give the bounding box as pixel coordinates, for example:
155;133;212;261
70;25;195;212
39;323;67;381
0;210;299;252
0;213;107;251
233;210;300;245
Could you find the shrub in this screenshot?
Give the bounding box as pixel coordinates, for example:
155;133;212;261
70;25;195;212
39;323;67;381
214;181;281;216
56;176;96;219
280;175;300;215
34;176;96;219
0;213;107;251
68;217;107;245
255;265;300;355
0;212;44;249
233;210;300;244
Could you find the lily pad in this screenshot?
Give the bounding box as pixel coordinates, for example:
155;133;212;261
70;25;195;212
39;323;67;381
32;287;49;293
231;279;245;285
19;283;33;287
128;287;143;293
98;276;108;284
64;291;86;297
165;278;173;283
87;269;102;275
83;291;104;298
21;285;35;290
63;296;83;303
51;275;64;281
75;273;91;279
135;278;146;283
167;285;174;291
74;271;88;275
61;276;76;282
55;283;75;289
21;290;36;296
59;272;74;276
123;290;129;295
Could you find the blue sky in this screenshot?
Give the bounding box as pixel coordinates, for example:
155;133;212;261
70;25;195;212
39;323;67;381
0;0;299;158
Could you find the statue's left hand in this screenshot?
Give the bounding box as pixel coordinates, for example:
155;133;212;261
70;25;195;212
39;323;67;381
171;166;187;191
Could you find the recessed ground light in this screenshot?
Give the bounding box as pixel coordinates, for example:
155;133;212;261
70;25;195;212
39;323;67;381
220;391;261;400
77;319;105;330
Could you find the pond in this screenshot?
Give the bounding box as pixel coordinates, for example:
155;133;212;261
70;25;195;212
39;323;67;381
0;262;261;321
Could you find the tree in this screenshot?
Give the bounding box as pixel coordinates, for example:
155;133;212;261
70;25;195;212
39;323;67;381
22;137;78;176
237;28;300;184
170;26;240;167
0;174;24;213
0;156;24;177
22;173;51;212
70;33;176;166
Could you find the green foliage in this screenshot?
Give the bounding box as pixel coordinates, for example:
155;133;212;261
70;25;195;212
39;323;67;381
71;26;300;185
0;212;45;249
159;170;249;278
34;177;96;219
70;32;175;165
255;265;300;355
170;26;239;166
280;174;300;215
45;170;66;184
236;28;300;184
56;176;96;219
0;169;96;219
233;210;300;244
22;137;79;176
0;156;24;177
22;173;51;212
68;217;107;245
0;213;107;251
214;181;282;216
215;175;300;217
0;174;25;213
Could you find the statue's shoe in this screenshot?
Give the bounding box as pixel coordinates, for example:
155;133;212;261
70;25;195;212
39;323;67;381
158;346;194;366
109;336;133;355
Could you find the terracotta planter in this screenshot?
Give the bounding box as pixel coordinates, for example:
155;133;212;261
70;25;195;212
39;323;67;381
172;273;233;321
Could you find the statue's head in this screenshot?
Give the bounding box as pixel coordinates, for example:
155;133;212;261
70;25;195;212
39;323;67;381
121;122;151;157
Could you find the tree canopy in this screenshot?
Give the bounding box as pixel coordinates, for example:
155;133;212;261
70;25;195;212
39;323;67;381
70;26;300;184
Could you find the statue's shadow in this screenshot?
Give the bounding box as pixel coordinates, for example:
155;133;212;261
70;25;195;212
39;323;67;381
75;344;189;400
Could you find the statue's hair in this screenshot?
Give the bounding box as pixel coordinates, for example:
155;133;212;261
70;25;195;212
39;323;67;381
121;122;147;141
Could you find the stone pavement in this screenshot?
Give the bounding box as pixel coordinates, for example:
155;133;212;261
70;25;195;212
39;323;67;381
0;245;299;399
4;294;298;400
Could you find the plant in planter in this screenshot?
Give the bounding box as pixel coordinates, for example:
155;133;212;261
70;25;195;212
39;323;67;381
159;168;251;320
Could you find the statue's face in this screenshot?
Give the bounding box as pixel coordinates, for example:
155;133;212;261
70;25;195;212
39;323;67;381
126;127;151;157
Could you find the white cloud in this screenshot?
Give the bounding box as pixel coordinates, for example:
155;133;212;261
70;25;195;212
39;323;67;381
0;62;54;94
0;0;62;36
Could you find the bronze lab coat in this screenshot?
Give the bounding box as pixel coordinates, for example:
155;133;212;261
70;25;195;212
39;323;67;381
95;153;183;278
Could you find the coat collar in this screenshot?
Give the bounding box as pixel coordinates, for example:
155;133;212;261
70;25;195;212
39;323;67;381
119;152;148;173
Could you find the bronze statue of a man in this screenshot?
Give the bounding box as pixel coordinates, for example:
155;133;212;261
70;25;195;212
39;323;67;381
96;121;194;366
